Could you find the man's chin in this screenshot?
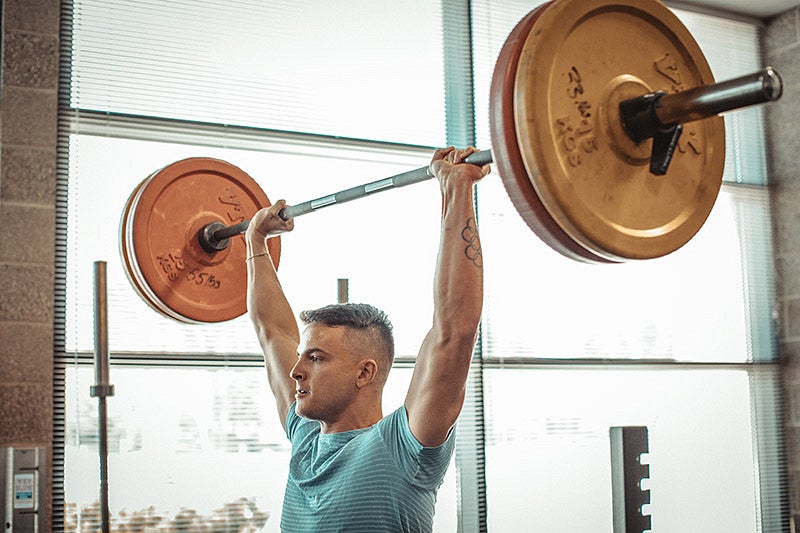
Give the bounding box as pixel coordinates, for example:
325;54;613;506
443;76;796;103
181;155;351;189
294;400;315;420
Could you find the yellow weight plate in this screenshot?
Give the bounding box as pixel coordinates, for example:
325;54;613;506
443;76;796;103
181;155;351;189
514;0;725;261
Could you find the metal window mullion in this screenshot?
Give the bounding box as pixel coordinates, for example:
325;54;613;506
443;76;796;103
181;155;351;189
442;0;487;531
443;0;476;149
53;1;78;531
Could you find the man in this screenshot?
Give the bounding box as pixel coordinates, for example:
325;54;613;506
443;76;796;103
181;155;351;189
245;146;490;532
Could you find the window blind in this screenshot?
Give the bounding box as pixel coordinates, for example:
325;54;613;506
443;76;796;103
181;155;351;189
68;0;448;146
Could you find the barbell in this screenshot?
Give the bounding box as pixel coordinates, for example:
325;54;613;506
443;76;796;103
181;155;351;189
120;0;783;324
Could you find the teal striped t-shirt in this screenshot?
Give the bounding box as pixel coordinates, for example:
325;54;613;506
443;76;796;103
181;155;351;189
281;403;456;532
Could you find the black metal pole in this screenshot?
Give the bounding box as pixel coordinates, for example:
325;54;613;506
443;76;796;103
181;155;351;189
610;426;651;533
90;261;115;533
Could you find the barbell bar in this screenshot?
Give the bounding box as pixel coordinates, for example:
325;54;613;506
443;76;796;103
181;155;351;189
120;0;786;324
198;149;494;252
199;67;782;254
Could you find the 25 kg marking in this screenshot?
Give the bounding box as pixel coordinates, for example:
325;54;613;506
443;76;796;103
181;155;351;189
185;268;222;289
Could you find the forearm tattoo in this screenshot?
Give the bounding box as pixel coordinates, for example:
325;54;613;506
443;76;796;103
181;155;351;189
461;217;483;268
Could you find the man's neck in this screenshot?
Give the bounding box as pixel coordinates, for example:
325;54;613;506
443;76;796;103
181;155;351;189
319;402;383;434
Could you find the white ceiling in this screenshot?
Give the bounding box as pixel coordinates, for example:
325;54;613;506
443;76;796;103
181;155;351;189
677;0;798;19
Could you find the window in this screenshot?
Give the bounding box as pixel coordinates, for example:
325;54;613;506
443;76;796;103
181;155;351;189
59;1;458;529
67;0;447;146
65;132;441;357
483;367;769;531
64;365;458;532
471;2;783;531
57;1;785;531
60;129;454;530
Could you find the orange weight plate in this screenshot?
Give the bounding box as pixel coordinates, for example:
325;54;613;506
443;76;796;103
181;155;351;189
490;1;612;264
122;158;280;323
514;0;725;261
120;173;168;316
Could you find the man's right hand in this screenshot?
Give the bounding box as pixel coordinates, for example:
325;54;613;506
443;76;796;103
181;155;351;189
429;146;490;190
246;199;295;241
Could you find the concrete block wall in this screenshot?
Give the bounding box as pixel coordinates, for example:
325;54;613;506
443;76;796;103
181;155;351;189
765;6;800;527
0;0;60;529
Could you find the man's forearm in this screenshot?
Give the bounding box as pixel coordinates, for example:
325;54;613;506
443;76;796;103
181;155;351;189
432;181;483;341
246;235;299;345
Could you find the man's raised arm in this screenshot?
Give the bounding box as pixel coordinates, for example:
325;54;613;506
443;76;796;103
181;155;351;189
405;147;490;447
246;200;300;427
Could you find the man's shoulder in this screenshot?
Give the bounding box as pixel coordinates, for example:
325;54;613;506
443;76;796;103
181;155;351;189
371;405;413;440
376;404;407;427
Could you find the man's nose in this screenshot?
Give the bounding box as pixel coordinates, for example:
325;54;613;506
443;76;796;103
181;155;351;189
290;360;303;381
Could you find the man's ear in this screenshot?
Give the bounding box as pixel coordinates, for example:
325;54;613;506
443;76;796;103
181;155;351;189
355;359;379;388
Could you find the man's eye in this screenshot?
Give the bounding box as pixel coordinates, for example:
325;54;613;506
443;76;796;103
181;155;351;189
310;355;321;362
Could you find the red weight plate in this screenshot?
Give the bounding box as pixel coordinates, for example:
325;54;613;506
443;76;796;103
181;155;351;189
489;1;613;264
124;158;280;323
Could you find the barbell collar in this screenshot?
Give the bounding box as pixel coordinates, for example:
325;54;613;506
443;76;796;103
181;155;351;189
203;149;494;249
620;67;782;143
198;220;232;253
649;124;683;176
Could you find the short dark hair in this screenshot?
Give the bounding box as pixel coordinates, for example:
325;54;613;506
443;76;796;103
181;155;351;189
300;303;395;368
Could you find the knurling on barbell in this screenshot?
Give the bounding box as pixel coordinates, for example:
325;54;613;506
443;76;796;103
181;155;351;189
120;0;783;324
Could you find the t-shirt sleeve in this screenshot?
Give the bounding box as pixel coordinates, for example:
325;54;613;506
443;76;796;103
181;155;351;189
379;406;456;490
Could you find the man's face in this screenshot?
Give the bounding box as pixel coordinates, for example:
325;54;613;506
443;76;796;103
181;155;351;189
291;323;363;423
